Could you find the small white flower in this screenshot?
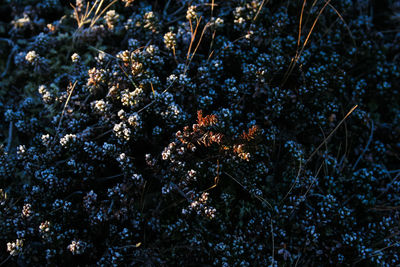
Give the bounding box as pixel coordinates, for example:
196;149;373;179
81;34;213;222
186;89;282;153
7;239;24;256
25;51;38;63
186;5;198;20
215;17;224;27
188;169;196;178
68;240;87;255
60;134;77;147
21;203;32;218
164;32;176;50
71;53;80;63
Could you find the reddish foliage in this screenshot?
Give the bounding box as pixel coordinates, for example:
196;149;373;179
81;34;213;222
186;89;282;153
241;125;259;141
197;110;218;127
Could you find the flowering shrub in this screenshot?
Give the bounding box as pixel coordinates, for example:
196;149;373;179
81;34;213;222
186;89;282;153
0;0;399;265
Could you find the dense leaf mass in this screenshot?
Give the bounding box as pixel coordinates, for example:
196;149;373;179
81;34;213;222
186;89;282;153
0;0;399;266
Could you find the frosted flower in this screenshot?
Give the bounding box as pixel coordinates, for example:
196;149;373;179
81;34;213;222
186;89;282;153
188;169;197;178
91;99;109;113
41;134;51;146
21;203;32;218
245;30;253;39
121;88;143;108
127;113;141;127
87;67;105;87
38;85;47;95
7;239;23;256
60;134;77;147
113;122;131;141
204;207;216;219
215;17;224;27
186;5;198;20
118;109;126;120
17;145;26;158
234;17;245;25
164;32;176;50
39;221;51;233
96;51;107;62
143;11;158;33
146;44;157;55
118;153;127;162
71;53;80;63
104;10;119;30
67;240;87;255
161;147;171;160
131;59;143;74
117;50;130;62
167;74;178;84
25;51;38;63
144;11;155;20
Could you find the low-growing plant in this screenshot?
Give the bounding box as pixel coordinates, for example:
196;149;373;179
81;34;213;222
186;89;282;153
0;0;399;266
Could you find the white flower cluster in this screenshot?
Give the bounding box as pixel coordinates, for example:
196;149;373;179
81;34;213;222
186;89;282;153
67;240;87;255
121;88;144;108
113;122;131;141
60;134;77;147
25;50;38;64
182;192;217;219
21;203;32;218
104;10;119;30
39;221;51;240
186;5;198;20
38;85;53;104
7;239;24;256
91;99;110;114
163;32;176;50
71;53;80;63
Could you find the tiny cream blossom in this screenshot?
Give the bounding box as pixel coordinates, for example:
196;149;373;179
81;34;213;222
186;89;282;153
91;99;109;113
41;134;51;146
104;10;119;30
71;53;80;63
163;32;176;50
67;240;87;255
7;239;23;256
245;30;254;39
25;51;38;63
22;203;32;218
186;5;198;20
215;17;224;27
39;221;51;233
188;169;196;178
60;134;77;147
